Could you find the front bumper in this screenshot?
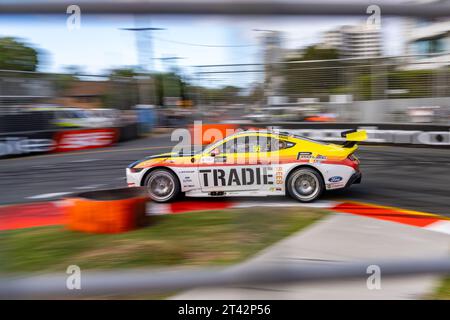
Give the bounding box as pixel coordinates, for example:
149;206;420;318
345;171;362;188
126;168;142;187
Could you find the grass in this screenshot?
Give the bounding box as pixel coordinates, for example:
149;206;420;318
432;277;450;300
0;207;326;274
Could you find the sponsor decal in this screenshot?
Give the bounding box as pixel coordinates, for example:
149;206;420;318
214;155;227;163
312;154;327;163
297;152;312;160
328;176;343;183
298;152;327;163
180;170;195;174
53;129;118;152
0;137;55;156
200;156;214;164
326;182;345;190
199;167;273;187
275;166;284;185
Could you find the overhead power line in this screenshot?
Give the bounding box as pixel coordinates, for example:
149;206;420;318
153;36;257;48
1;1;450;17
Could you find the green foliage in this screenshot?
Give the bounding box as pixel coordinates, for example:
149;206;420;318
280;45;445;100
0;37;39;71
1;207;325;273
102;68;140;109
300;46;340;61
153;72;185;105
190;84;243;105
356;69;436;100
281;45;341;98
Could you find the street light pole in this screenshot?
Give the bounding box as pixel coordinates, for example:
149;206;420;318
154;56;185;106
253;29;281;106
120;27;166;105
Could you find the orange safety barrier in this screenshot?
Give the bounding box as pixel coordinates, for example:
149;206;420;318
189;123;238;145
65;188;149;234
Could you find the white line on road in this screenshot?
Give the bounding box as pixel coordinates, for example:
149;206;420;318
233;200;339;209
27;192;72;200
70;159;100;163
74;184;107;190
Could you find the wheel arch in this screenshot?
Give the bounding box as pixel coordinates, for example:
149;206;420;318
140;166;180;187
285;164;325;188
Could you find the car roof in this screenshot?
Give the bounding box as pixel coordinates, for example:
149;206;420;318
227;129;329;145
228;130;293;139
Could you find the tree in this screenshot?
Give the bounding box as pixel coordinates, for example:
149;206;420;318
103;68;139;109
0;37;39;71
154;72;188;106
281;45;340;99
300;45;340;61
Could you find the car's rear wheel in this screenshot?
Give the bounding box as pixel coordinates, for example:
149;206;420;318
287;167;324;202
144;169;180;202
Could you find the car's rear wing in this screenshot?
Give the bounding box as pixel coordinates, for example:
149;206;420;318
341;129;367;148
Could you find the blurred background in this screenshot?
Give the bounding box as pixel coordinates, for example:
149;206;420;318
1;0;450;142
1;0;450;300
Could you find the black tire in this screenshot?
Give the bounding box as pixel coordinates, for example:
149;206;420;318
286;167;324;202
144;168;180;203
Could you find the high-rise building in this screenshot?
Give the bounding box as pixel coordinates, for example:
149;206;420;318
320;24;382;58
321;29;343;50
260;31;285;102
403;17;450;69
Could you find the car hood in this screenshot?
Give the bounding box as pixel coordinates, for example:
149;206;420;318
133;151;197;168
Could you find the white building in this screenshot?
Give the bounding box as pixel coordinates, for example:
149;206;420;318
320;24;382;58
403;17;450;69
260;31;285;101
321;29;343;49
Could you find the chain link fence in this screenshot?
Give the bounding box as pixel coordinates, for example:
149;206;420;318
193;53;450;124
1;53;450;125
0;70;141;110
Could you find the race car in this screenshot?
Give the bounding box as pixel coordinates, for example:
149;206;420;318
126;129;367;202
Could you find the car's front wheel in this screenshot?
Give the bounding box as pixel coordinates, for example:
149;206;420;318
286;167;324;202
144;169;180;202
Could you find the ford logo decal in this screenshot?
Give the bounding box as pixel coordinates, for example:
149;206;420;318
328;176;343;183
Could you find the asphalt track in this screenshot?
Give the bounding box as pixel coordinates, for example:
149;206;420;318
0;135;449;216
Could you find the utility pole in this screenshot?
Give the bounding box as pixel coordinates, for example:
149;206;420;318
154;56;185;106
120;26;166;105
253;29;283;106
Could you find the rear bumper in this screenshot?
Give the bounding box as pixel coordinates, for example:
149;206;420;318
345;171;362;188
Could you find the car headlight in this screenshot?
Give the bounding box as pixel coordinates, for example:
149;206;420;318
128;160;144;173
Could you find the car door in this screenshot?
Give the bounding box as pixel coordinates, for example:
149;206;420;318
197;134;273;193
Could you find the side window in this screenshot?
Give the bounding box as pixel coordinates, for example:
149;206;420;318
213;136;243;154
269;138;295;151
219;135;266;154
211;135;294;154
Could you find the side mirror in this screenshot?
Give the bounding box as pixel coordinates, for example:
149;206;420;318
210;148;219;157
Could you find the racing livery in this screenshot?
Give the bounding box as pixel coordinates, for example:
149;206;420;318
126;129;367;202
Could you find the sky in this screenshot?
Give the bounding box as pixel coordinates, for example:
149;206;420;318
0;13;405;82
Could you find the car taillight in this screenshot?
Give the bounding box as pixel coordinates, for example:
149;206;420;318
348;154;360;165
130;167;143;173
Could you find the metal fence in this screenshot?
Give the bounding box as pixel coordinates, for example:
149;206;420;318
193;53;450;103
3;257;450;298
0;69;141;109
2;53;450;124
192;53;450;123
